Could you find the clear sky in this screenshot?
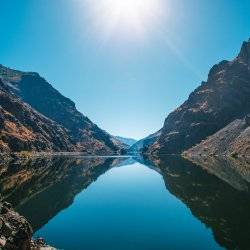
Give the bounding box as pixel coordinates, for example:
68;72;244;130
0;0;250;139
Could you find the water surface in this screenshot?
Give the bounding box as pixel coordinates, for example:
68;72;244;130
1;156;250;250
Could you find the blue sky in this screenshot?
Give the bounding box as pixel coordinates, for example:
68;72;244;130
0;0;250;139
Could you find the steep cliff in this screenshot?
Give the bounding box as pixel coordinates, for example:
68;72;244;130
147;39;250;155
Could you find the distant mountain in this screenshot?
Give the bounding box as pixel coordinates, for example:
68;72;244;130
115;136;137;147
146;39;250;155
0;65;125;155
184;115;250;159
0;79;74;153
128;130;161;153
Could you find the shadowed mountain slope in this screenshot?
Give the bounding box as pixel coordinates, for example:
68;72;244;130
0;79;75;152
0;65;124;154
147;39;250;155
184;115;250;160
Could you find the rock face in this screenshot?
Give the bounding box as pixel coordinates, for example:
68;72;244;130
184;115;250;159
147;39;250;155
0;201;54;249
0;80;75;153
0;65;124;154
0;201;32;249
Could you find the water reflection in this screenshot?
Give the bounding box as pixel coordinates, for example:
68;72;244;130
141;155;250;250
0;155;249;249
0;156;135;231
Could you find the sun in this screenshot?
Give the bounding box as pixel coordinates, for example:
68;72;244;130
83;0;166;40
99;0;161;26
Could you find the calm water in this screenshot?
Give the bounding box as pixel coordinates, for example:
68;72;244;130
1;156;250;250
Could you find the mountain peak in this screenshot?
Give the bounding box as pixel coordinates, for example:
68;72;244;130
0;64;125;155
0;64;40;80
146;38;250;155
238;39;250;63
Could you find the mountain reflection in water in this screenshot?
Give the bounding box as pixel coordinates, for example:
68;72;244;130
143;155;250;250
0;155;249;250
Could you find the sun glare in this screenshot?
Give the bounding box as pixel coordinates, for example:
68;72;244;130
83;0;167;40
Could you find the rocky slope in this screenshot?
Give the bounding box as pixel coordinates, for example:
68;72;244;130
184;115;250;159
0;201;32;249
0;79;75;153
147;39;250;155
0;64;124;155
0;200;55;249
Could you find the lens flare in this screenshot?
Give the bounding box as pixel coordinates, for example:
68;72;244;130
83;0;167;40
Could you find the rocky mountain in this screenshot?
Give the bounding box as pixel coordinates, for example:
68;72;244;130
146;39;250;155
0;65;124;155
0;201;33;249
184;115;250;159
0;200;52;249
0;79;75;153
115;136;137;147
